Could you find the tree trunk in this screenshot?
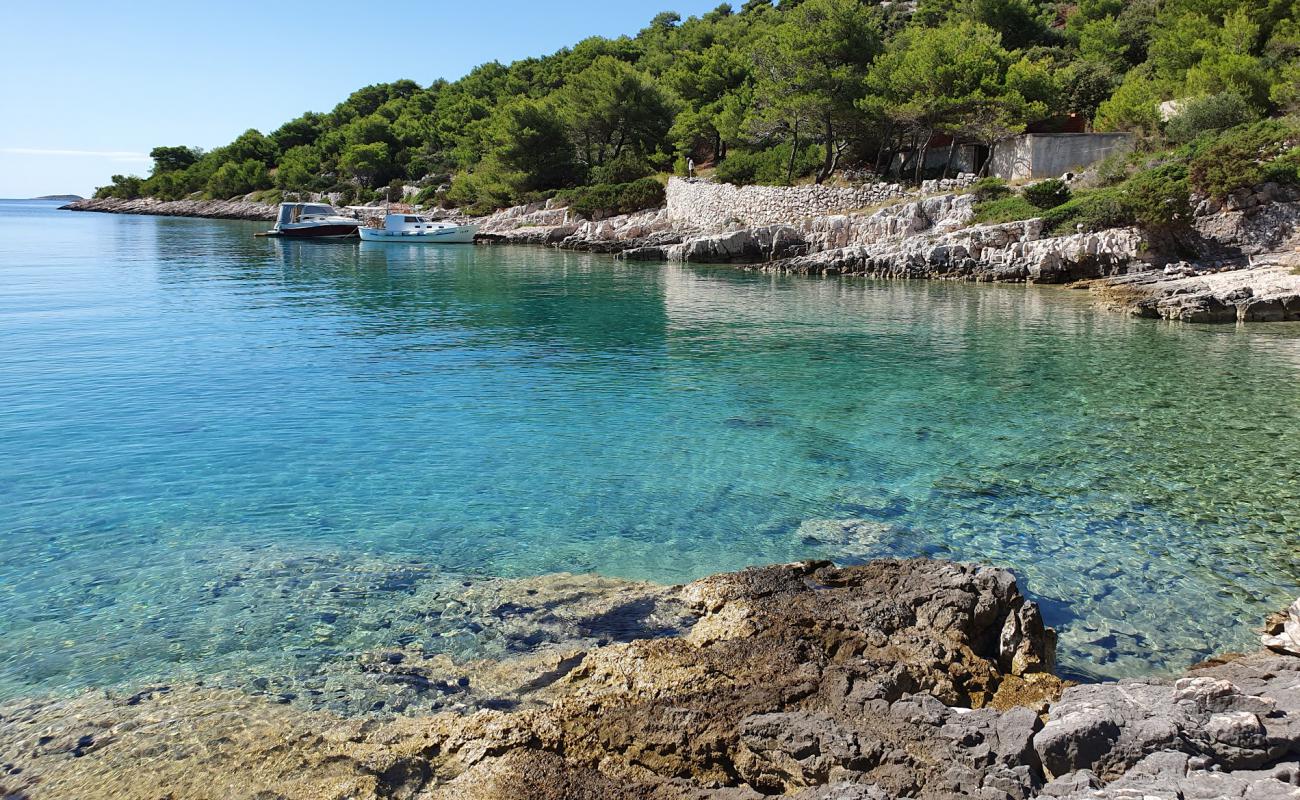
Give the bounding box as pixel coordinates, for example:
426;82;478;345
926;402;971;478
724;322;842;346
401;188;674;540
899;132;918;181
941;137;958;180
873;122;892;176
978;141;992;177
914;129;934;185
786;122;801;186
818;116;835;184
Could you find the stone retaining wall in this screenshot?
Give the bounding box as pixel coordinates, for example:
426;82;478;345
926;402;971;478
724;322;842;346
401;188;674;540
666;175;975;230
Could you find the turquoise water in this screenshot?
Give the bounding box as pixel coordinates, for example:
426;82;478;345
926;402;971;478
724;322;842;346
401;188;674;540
1;199;1298;701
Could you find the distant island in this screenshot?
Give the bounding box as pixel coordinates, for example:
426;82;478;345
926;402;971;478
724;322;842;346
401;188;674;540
31;194;83;202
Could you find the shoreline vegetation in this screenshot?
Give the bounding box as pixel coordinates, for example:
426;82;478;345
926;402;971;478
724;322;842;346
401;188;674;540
68;0;1300;322
2;558;1298;799
64;162;1300;323
85;0;1300;218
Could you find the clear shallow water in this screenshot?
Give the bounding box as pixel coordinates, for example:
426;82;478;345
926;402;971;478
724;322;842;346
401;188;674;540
1;199;1298;700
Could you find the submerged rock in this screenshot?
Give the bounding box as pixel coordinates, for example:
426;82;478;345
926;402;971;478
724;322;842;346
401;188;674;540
0;559;1060;798
2;560;1295;800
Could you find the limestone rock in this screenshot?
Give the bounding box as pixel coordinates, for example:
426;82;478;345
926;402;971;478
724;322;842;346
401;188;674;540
2;567;1295;800
63;196;278;221
1264;599;1300;656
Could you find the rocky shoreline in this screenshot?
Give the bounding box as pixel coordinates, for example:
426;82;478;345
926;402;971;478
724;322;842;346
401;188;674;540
61;196;277;221
474;179;1300;323
2;558;1298;799
63;179;1300;323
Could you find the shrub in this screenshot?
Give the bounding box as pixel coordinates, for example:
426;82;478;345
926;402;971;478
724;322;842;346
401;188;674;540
413;185;443;206
1089;149;1134;188
563;177;666;219
1165;92;1259;143
1260;148;1300;186
1041;188;1134;234
444;170;513;216
205;159;271;199
94;174;144;199
972;195;1039;224
714;150;765;185
1188;119;1300;198
1023;178;1072;210
1123;163;1191;228
616;177;666;213
714;144;821;186
589;152;654;185
250;188;283;205
969;176;1011;201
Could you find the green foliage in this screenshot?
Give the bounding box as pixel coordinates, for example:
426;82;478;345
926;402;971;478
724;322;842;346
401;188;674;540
225;129;279;165
205;159;271;199
444;169;515;216
972;194;1039;223
562;177;666;219
1165;92;1260;142
714;144;822;186
1261;147;1300;184
588;151;655;185
1094;68;1169;134
1040;187;1133;234
274;145;323;191
748;0;882;183
94;0;1300;204
486;98;578;193
1122;162;1192;227
94;174;143;199
1038;162;1189;232
1188;118;1300;197
149;146;201;174
1023;178;1072;209
915;0;1054;50
339;142;390;187
969;176;1011;201
558;56;674;172
1090;148;1137;187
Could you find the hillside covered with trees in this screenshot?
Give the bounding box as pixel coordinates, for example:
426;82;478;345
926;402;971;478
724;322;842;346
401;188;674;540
96;0;1300;214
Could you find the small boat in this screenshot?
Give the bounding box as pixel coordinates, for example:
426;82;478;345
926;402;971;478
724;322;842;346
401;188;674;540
258;203;360;239
359;213;478;243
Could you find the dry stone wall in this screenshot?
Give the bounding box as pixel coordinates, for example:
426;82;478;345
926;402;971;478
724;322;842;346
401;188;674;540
665;175;975;230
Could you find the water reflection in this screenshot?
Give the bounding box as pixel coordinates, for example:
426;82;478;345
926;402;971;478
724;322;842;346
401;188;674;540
0;206;1298;700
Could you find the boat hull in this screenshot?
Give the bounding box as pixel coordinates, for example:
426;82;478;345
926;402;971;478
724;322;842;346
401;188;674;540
274;223;360;239
359;225;477;244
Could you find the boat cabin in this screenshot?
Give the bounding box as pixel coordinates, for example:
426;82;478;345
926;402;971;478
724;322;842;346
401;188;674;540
276;203;342;226
380;214;448;232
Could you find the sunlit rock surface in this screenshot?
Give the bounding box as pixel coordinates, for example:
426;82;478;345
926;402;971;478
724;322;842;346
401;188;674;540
3;558;1296;799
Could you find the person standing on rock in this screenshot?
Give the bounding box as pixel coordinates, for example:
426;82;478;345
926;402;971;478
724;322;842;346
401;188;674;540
687;158;695;178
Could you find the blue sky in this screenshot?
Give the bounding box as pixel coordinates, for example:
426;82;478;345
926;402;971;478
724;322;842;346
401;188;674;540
0;1;723;198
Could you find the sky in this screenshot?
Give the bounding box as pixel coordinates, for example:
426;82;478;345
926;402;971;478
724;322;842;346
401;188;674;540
0;0;723;198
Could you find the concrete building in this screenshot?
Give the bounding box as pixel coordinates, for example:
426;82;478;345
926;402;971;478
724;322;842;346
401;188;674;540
989;133;1134;181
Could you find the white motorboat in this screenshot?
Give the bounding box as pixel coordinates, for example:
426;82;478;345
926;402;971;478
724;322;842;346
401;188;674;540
259;203;360;239
359;213;478;243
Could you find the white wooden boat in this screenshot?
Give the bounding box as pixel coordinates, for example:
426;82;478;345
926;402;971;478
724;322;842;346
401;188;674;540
359;214;478;243
259;203;360;239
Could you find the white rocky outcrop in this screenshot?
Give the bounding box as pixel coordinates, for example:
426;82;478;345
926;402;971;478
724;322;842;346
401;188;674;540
738;217;1148;284
64;196;277;221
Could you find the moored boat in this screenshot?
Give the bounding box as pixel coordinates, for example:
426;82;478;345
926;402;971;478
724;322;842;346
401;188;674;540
359;213;478;243
259;203;360;239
